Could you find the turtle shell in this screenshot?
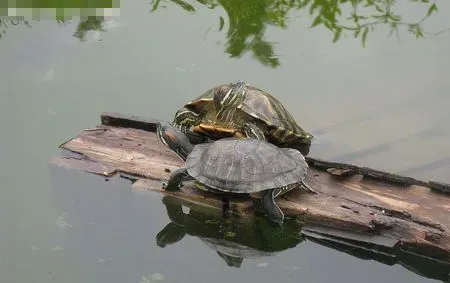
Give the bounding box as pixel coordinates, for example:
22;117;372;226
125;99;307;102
181;87;216;121
179;82;313;146
238;85;312;143
185;138;308;194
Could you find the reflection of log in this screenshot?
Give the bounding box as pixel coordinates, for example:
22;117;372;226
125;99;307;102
49;112;450;265
157;194;449;280
302;227;450;281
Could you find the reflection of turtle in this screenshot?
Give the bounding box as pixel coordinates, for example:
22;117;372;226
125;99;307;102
172;80;313;154
156;195;305;268
157;122;316;224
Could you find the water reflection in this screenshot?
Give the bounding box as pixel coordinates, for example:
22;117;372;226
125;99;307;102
0;16;107;41
156;194;449;280
156;195;304;267
73;16;105;41
304;229;450;282
150;0;446;67
0;16;31;38
1;1;447;68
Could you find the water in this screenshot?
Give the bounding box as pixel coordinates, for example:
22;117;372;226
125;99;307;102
1;0;450;282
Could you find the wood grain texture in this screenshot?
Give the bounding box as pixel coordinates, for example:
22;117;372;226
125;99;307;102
58;125;183;180
49;113;450;262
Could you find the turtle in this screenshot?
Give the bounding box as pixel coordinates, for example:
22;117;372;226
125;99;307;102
156;121;316;224
172;80;314;150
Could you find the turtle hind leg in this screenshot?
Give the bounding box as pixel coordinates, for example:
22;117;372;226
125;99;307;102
163;168;194;191
299;180;317;194
242;122;266;141
260;189;284;224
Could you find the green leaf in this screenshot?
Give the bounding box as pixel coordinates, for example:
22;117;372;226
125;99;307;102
415;25;425;39
388;13;401;21
388;22;397;38
150;0;161;12
171;0;196;12
309;0;321;15
426;3;438;17
374;4;384;13
310;15;322;28
332;27;342;43
362;26;369;47
218;16;225;31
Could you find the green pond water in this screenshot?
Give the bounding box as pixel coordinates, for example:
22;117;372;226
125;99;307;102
1;0;450;282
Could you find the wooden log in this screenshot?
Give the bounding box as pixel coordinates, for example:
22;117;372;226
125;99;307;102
100;112;450;193
429;181;450;194
101;112;210;144
50;112;450;263
100;112;160;132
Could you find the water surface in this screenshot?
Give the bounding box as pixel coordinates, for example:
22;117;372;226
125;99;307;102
1;0;450;282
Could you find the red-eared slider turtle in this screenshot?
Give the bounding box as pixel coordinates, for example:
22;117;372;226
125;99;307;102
172;80;313;149
157;121;316;224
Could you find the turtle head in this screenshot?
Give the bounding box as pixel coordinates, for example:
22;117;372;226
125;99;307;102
156;121;194;161
214;81;247;121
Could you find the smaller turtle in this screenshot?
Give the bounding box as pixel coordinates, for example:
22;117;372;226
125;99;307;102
156;121;316;224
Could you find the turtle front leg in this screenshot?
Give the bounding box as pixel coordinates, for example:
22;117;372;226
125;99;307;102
163;168;195;191
260;189;284;224
242;122;266;141
172;107;201;133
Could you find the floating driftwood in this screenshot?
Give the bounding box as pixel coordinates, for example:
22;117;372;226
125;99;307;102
50;112;450;266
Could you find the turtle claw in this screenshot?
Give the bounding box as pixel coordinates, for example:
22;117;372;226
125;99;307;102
242;122;266;141
162;181;178;191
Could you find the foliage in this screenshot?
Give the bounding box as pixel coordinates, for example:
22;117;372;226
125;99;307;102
0;16;106;41
0;1;445;68
150;0;445;67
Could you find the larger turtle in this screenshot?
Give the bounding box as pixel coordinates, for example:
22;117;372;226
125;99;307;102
172;81;314;151
157;121;316;224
